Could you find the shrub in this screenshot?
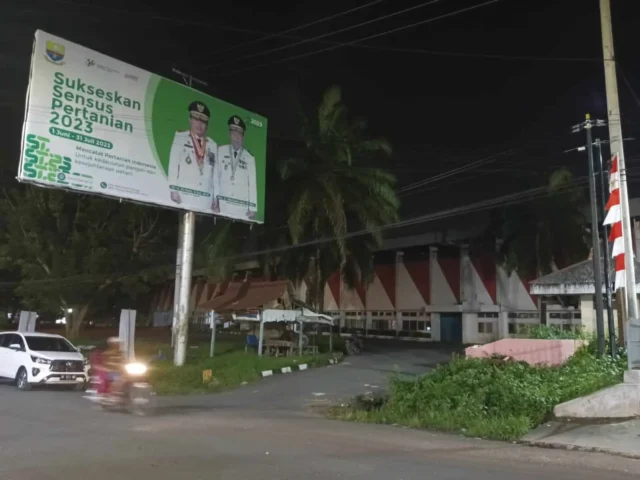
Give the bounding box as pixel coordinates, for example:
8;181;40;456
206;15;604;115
331;347;626;441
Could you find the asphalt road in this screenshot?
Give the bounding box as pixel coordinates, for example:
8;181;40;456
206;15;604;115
1;343;638;479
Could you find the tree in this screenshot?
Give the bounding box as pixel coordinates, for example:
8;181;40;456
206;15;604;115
497;168;588;277
0;187;175;338
277;85;400;309
0;265;21;328
196;220;248;282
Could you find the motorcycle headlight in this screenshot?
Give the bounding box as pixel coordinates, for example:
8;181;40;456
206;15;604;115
31;356;51;365
125;362;147;375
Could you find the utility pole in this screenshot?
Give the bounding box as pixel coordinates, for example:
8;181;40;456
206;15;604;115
587;120;606;357
596;138;616;356
599;0;639;367
171;68;209;366
571;115;607;356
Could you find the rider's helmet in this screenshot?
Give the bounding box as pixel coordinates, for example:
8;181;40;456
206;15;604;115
106;337;122;347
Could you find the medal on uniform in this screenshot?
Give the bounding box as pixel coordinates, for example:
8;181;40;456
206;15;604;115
190;132;207;175
229;145;243;181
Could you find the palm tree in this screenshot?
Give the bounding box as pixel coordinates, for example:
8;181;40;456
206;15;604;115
278;85;400;310
498;167;588;277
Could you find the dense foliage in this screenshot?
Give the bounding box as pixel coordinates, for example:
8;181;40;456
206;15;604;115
0;187;175;337
333;329;625;441
277;85;400;308
497;168;588;276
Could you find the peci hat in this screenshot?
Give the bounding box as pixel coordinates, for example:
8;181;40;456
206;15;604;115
228;115;246;133
188;101;210;122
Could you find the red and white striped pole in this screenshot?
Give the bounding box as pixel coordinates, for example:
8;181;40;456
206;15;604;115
604;153;638;366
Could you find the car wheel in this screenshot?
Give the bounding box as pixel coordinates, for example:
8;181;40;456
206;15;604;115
16;368;31;391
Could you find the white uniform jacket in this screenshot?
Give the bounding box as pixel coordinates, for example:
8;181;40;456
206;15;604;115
167;130;218;212
214;144;257;220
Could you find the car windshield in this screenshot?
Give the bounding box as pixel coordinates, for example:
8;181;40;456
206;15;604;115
24;336;76;352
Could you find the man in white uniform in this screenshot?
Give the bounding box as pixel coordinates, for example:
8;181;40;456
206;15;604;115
167;101;217;212
213;115;257;220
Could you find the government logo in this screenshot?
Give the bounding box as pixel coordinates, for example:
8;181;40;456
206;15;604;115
45;41;65;65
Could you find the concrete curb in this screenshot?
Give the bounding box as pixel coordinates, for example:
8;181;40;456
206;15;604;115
259;352;344;379
520;439;640;460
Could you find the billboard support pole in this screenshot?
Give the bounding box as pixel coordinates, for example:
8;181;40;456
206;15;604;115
171;217;183;348
172;69;209;367
174;211;196;366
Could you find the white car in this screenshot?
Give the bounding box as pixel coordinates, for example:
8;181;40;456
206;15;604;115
0;332;89;390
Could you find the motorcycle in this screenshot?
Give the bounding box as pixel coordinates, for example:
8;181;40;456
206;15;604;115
84;361;156;416
345;332;364;356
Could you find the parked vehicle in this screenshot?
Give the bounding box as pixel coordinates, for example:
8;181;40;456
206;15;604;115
84;360;155;416
345;332;364;356
0;332;89;390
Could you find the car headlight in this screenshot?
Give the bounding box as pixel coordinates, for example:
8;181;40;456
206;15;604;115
30;356;51;365
125;362;147;375
83;357;89;366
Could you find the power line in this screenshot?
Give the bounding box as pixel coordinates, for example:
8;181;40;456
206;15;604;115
397;149;517;195
9;1;596;68
346;44;600;63
206;0;387;58
618;64;640;111
396;132;572;196
45;0;320;41
0;172;598;290
16;105;582;201
211;0;503;77
205;0;444;70
10;166;640;292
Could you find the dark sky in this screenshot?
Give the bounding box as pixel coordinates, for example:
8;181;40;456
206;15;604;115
2;0;640;221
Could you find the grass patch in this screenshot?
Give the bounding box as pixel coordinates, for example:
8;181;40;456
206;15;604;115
149;344;331;395
146;336;334;395
330;338;627;441
71;331;337;395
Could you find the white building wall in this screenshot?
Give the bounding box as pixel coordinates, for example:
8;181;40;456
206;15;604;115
323;283;339;311
295;281;307;303
430;313;441;341
430;247;457;306
469;263;494;307
340;277;365;311
497;267;537;310
396;261;426;310
366;274;394;310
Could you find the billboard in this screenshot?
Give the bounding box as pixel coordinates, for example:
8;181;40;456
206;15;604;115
18;31;267;223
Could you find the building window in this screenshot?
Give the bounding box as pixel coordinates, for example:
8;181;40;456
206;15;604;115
478;322;494;334
508;312;539;319
401;320;432;331
344;311;365;331
344;318;365;329
478;312;498;318
399;311;431;338
372;319;390;331
370;311;396;335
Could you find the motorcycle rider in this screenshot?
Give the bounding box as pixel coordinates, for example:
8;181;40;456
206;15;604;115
101;337;126;395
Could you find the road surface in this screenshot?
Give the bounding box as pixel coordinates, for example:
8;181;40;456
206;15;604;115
1;344;638;479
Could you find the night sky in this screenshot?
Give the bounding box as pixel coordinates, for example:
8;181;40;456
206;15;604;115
2;0;640;224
